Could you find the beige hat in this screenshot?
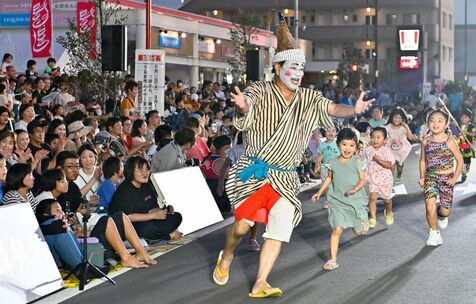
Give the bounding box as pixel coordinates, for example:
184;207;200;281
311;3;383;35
67;121;92;139
272;12;305;64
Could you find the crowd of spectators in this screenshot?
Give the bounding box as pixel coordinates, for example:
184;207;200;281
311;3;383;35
0;51;475;278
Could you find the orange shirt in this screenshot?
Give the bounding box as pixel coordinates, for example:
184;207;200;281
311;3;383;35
120;97;135;114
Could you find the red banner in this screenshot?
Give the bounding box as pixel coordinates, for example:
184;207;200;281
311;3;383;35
29;0;53;58
77;2;97;59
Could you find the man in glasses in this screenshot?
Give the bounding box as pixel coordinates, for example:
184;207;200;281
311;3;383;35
56;151;83;214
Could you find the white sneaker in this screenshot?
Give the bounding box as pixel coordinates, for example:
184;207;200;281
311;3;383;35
426;229;443;246
438;216;448;229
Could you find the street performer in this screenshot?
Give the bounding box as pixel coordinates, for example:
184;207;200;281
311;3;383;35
212;13;374;298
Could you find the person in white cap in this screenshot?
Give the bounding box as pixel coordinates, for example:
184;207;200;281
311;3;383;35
212;13;374;298
65;120;91;152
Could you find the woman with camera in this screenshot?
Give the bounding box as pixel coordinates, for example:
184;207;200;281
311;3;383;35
109;156;183;244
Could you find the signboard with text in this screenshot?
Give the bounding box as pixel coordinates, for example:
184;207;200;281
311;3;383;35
135;49;165;115
0;0;76;27
399;29;420;51
159;34;181;49
399;56;420;69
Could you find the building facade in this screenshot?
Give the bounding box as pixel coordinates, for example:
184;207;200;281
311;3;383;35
181;0;455;92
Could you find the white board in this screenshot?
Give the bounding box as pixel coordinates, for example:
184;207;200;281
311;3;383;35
135;49;166;115
0;203;63;303
150;167;224;235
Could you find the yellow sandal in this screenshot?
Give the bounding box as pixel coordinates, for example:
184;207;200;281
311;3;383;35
212;250;229;286
249;283;283;298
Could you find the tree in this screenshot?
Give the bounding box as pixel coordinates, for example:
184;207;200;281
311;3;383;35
336;44;365;88
227;13;262;83
56;0;127;104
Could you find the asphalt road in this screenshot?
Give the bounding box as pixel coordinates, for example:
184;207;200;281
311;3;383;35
62;147;476;304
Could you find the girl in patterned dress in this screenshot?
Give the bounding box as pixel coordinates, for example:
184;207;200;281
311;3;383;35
365;127;396;228
419;109;463;246
385;108;418;184
312;128;368;270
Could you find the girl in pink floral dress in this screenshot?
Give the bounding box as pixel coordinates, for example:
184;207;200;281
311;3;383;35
385;108;417;184
365;127;396;228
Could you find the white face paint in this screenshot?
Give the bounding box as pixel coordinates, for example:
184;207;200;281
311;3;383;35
279;60;305;90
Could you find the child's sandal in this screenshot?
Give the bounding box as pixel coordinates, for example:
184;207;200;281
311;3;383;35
323;260;339;271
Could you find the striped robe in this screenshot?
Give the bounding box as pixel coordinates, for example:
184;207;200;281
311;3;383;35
225;81;334;227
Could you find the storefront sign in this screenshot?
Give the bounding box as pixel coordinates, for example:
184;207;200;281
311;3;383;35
135;49;165;115
0;0;76;27
199;40;215;54
399;29;420;51
399;56;419;69
30;0;52;58
159;34;181;49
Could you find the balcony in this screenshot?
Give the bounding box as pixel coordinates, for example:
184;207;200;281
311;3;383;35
300;24;438;43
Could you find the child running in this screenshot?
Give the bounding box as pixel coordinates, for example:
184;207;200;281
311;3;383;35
314;126;340;208
385;108;417;184
312;128;369;270
365;127;396;228
419;109;463;246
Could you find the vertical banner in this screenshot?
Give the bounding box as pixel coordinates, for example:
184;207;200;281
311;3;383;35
77;1;97;59
29;0;53;58
135;49;166;115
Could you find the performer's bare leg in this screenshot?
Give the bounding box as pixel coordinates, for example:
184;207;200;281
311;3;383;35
251;239;282;293
216;220;250;283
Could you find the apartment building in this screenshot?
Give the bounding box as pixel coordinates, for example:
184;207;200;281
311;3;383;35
181;0;455;91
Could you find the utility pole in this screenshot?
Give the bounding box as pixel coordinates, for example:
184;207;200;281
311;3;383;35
374;0;378;89
464;0;468;83
146;0;151;49
294;0;299;40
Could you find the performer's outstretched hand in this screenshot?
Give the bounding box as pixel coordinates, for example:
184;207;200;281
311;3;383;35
354;91;375;115
231;86;249;113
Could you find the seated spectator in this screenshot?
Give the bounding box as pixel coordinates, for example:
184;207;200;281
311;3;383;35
74;143;101;200
51;104;64;121
184;117;210;163
56;151;86;214
83;117;98;145
0;130;15;167
35;198;155;272
0;106;12;132
145;110;161;143
201;135;232;212
1;53;13;74
130;119;152;157
121;116;133;151
0;153;7;202
97;156;123;213
1;163;39;211
0;84;12;113
151;124;173;155
35;168;68;203
27;120;53;173
14;104;35;131
44;57;57;75
65;120;91;152
151;128;195;173
109;156;183;243
25;59;39;80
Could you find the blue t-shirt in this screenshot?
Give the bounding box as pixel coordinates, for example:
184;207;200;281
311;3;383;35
0;181;3;204
97;179;118;212
318;140;340;164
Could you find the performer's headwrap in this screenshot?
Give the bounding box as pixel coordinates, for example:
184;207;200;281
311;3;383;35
271;13;306;90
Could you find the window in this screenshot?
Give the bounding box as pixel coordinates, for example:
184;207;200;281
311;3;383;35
449;47;453;61
442;12;447;28
311;15;315;23
302;15;306;23
365;49;376;59
442;45;447;61
403;13;420;25
449;14;453;30
365;15;376;25
386;14;397;25
312;42;316;59
343;14;349;23
352;14;358;23
386;47;396;59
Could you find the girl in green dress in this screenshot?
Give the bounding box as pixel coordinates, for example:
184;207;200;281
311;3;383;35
312;128;369;270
